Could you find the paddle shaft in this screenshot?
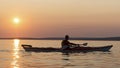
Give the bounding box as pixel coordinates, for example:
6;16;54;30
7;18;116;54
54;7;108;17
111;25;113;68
79;43;88;46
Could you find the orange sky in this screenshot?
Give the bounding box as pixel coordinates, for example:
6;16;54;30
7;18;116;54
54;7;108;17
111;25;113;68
0;0;120;38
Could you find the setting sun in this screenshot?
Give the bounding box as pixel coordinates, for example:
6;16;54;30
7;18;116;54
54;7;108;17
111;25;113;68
14;18;20;24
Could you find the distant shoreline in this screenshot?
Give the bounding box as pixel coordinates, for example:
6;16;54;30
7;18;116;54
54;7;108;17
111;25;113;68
0;37;120;41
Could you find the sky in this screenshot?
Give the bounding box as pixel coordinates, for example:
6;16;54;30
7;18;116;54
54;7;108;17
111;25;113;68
0;0;120;38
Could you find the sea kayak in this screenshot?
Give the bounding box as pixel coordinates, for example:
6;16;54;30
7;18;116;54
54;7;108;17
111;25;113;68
21;44;113;52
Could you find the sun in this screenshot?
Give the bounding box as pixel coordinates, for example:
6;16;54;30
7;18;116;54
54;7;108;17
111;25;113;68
14;18;20;24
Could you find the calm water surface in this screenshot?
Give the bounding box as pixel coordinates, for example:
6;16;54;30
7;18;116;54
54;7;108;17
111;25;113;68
0;39;120;68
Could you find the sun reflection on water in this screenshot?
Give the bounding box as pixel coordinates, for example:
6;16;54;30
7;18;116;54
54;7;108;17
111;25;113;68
11;39;20;68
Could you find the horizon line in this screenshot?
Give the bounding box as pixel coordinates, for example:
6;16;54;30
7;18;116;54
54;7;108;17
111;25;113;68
0;37;120;41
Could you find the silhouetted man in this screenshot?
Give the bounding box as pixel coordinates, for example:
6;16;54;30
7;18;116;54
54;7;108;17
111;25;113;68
61;35;78;50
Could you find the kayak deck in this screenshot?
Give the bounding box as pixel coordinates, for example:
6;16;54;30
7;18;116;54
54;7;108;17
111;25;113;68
21;44;113;52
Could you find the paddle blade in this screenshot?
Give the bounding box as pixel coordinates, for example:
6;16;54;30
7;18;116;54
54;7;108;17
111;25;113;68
83;43;88;46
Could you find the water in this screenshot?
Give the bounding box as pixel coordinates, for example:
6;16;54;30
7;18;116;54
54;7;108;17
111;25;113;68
0;39;120;68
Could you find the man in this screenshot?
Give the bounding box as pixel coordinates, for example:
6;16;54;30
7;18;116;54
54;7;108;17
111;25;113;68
61;35;78;50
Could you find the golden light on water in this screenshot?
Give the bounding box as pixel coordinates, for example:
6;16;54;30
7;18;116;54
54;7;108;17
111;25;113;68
14;39;20;49
11;39;20;68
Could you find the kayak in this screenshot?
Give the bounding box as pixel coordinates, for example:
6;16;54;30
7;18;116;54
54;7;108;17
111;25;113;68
21;44;113;52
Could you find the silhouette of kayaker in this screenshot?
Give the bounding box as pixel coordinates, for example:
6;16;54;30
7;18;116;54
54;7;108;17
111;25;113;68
61;35;78;50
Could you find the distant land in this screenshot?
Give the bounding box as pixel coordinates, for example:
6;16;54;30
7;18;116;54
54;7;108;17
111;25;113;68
0;37;120;41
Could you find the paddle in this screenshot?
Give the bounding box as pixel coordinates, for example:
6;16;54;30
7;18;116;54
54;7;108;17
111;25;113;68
78;43;88;46
82;43;88;46
70;43;88;48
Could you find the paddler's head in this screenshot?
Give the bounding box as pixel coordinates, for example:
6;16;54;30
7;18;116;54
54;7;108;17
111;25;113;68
65;35;69;40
